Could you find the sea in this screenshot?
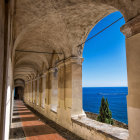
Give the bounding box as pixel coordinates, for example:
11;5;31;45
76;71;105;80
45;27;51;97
82;87;128;124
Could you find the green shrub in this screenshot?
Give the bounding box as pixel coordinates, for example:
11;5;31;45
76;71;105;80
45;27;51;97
97;97;113;125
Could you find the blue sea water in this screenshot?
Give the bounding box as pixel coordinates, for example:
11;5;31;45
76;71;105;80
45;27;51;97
83;87;128;124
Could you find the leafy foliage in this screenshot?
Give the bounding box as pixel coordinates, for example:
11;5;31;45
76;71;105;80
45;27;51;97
97;97;113;125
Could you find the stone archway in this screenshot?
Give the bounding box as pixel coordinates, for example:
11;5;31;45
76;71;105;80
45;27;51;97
82;10;128;123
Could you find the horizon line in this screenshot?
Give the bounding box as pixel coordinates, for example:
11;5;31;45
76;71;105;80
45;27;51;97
82;86;128;88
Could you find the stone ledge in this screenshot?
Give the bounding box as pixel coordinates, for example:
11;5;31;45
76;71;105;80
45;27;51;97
51;107;57;114
85;112;128;129
72;116;129;140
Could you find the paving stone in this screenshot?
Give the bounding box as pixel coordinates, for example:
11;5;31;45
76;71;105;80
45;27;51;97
10;100;84;140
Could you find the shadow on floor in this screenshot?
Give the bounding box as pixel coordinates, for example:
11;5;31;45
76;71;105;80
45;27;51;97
12;117;38;123
14;109;29;111
22;125;57;137
10;100;84;140
14;107;27;109
9;127;25;139
26;105;84;140
13;112;33;116
10;125;57;138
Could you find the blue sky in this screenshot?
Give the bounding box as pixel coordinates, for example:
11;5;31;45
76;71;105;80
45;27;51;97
82;11;127;87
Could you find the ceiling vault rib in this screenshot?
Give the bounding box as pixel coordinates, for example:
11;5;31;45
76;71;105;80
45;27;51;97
15;50;63;55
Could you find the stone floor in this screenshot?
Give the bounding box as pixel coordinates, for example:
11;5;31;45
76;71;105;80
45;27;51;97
9;100;84;140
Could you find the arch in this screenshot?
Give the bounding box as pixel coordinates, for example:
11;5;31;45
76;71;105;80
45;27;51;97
81;11;125;57
82;11;128;124
14;79;25;88
14;62;40;81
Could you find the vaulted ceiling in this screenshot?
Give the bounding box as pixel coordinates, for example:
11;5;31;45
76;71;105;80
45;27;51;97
12;0;140;82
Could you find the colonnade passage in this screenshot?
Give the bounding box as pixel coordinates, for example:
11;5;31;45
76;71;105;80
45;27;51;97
0;0;140;140
10;100;83;140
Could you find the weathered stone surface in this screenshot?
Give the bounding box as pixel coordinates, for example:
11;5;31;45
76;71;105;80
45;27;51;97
72;115;129;140
85;112;128;129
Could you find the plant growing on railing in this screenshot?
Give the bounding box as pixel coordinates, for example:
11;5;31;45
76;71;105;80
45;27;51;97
97;97;113;125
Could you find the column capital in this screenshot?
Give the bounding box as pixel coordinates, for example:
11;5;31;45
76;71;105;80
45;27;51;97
120;15;140;38
57;60;65;69
43;70;49;75
49;67;55;73
65;56;84;65
41;74;46;78
40;74;46;78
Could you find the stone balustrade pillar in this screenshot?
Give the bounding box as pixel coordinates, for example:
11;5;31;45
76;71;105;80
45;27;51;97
121;15;140;140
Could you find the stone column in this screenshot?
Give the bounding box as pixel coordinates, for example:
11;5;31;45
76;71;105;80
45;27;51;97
50;68;58;112
57;61;65;109
45;71;49;108
27;83;30;102
32;80;35;104
39;77;42;107
121;15;140;140
31;80;33;103
26;84;28;101
31;80;34;103
35;79;37;105
29;81;32;103
23;85;25;101
0;1;5;139
27;82;30;102
49;68;55;110
0;1;11;139
65;57;85;116
42;74;46;108
25;84;27;101
36;78;40;105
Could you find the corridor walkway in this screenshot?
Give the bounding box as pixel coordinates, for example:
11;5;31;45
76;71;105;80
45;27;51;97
9;100;83;140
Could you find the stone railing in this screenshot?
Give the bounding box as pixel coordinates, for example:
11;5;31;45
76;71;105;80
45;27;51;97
85;112;128;129
72;115;129;140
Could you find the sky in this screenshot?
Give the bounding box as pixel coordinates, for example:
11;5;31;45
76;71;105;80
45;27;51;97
82;11;127;87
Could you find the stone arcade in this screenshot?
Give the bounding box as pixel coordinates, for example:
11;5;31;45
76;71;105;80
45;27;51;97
0;0;140;140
